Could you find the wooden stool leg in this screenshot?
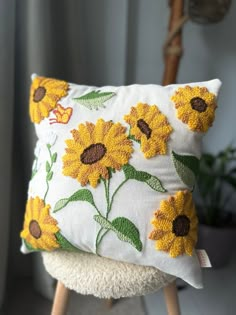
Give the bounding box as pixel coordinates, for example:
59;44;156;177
51;281;70;315
106;298;114;309
163;281;181;315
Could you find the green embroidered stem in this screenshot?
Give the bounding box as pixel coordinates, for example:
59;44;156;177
31;156;39;179
95;227;104;254
44;182;49;204
102;178;110;215
107;179;128;217
95;178;111;253
94;215;142;252
43;144;57;202
92;203;103;219
97;229;110;250
128;130;140;143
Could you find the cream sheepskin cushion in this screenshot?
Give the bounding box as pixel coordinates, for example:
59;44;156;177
42;251;175;298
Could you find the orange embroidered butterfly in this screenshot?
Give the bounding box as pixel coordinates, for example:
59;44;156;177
49;104;73;125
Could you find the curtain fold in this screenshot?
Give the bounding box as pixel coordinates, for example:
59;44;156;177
0;0;15;308
9;0;132;300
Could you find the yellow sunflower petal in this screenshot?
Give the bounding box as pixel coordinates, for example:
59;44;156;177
156;232;175;252
40;234;59;250
183;237;194;256
169;237;185;257
151;218;172;231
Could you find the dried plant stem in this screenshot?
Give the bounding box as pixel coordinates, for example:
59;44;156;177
162;0;187;86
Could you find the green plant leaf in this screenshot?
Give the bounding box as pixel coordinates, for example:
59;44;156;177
52;152;57;163
197;173;216;198
228;167;236;175
122;164;166;192
222;175;236;188
53;189;95;212
171;151;200;188
46;161;50;172
94;215;142;252
55;232;82;251
73;90;116;110
201;153;215;168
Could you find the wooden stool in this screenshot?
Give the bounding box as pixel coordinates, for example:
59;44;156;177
42;251;181;315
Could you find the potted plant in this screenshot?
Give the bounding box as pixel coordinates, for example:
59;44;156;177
196;145;236;268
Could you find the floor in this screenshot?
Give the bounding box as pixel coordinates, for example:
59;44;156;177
2;253;236;315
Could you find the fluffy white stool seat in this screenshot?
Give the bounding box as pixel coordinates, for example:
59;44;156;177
42;251;175;299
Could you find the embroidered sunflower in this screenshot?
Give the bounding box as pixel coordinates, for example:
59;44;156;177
149;190;198;258
124;103;172;158
29;76;69;124
62;119;133;188
20;197;60;251
171;85;217;132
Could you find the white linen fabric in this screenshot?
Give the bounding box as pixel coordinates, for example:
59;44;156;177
21;75;221;289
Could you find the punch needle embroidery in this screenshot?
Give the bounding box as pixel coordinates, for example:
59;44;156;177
62;119;133;188
171;151;200;189
149;190;198;258
56;118;167;254
73;90;116;110
124;103;173;158
171;85;217;132
20;197;60;251
29;76;69;123
49;104;73;124
21;137;80;252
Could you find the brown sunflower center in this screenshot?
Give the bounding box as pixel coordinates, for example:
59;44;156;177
172;215;190;237
80;143;107;165
29;220;42;239
190;97;207;113
137;119;152;139
33;86;46;102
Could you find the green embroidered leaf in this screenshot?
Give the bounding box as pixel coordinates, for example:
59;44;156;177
112;217;143;251
55;232;82;251
52;152;57;163
145;176;166;192
53;189;95;212
94;215;113;230
46;161;50;172
94;215;142;252
73;90;116;110
171;150;200;188
24;240;40;252
123;164;166;192
47;171;53;181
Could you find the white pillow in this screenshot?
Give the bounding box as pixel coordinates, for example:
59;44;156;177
20;75;222;288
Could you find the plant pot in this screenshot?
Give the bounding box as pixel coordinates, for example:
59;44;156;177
197;224;236;268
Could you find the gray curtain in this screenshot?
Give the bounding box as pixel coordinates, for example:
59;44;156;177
0;0;15;307
1;0;235;306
